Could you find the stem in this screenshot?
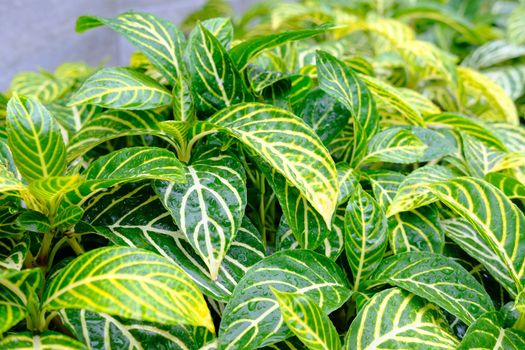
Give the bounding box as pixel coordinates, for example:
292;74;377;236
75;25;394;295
259;177;267;246
65;231;85;255
37;231;54;266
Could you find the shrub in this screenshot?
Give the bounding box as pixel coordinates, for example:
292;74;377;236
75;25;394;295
1;1;525;349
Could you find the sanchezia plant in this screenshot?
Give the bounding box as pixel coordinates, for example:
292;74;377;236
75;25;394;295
1;0;525;348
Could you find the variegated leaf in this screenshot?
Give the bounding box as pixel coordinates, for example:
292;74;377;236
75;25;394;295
344;185;388;291
69;67;172;110
363;169;405;210
486;173;525;199
10;71;71;103
76;11;186;86
336;162;359;206
344;288;458;350
218;250;351;349
462;40;525;69
272;289;341;350
154;151;246;280
462;133;505;177
42;246;214;331
7;95;66;181
430;178;525;297
0;331;87;350
83;183;264;302
369;252;494;325
204;103;338;226
0;238;27;270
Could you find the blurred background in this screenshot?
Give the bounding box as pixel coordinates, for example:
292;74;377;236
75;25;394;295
0;0;259;90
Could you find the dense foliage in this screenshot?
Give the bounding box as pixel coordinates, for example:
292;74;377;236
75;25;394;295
2;0;525;348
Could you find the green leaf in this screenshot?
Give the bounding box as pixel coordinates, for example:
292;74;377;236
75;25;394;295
429;177;525;297
83;183;265;302
154;151;246;280
0;239;28;270
344;288;458;350
53;205;83;230
388;165;456;216
218;250;351;349
69;67;172;110
458;311;525;349
486;173;525;199
10;71;71;103
316;51;379;166
410;126;455;162
344;185;388;291
28;175;83;206
60;309;211;350
462;40;525;69
484;64;525;100
462;134;505;177
6;95;66;181
508;5;525;46
363;169;405;210
336;162;359;206
76;11;186;86
0;163;24;194
42;246;214;331
66;110;165;161
369;252;494;325
231;25;334;71
0;331;87;350
201;17;234;49
205;103;338;226
186;24;249;116
358;128;427;166
272;289;341;350
17;210;51;233
389;205;444;254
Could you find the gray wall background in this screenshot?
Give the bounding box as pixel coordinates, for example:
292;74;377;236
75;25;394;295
0;0;259;90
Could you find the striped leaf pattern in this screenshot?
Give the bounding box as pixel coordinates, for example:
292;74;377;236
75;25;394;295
218;250;351;349
0;239;27;270
316;51;379;165
0;331;87;350
364;169;405;210
389;205;445;254
344;288;458;350
359;128;426;166
6;95;65;181
153;151;246;280
205;103;338;226
458;312;525;349
429;177;525;296
186;24;248;115
69;67;172;110
42;246;214;331
486;173;525;199
462;134;505;177
10;71;70;103
336;162;359;205
60;309;212;350
369;252;494;325
462;40;525;69
67;110;165;161
83;183;265;302
77;12;186;85
344;185;388;291
272;289;341;350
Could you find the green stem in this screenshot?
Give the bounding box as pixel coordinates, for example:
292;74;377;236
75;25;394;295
259;177;267;246
37;231;54;266
515;312;525;331
66;232;85;255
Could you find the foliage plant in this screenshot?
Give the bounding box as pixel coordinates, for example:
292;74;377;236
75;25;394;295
2;0;525;348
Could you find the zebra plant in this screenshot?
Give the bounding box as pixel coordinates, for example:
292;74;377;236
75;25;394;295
1;1;525;349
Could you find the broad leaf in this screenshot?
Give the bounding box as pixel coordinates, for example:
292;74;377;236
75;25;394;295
42;246;214;331
344;185;388;291
486;173;525;199
344;288;458;350
10;71;70;103
0;331;87;350
6;95;66;181
218;250;351;349
369;252;494;325
205;103;338;226
429;177;525;297
69;67;172;110
272;289;341;350
154;151;246;279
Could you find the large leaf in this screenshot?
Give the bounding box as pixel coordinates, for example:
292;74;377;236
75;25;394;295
186;24;248;115
83;183;265;302
231;25;334;71
69;67;172;110
66;110;165;161
272;289;341;350
344;185;388;291
458;311;525;349
316;51;379;166
429;177;525;297
344;288;458;350
0;331;87;350
218;250;351;349
6;95;66;181
204;103;338;226
60;309;212;350
77;11;186;85
41;246;214;331
154;151;246;279
369;252;494;325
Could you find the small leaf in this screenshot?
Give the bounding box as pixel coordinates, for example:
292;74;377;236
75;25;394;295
42;246;214;331
69;67;172;110
17;210;51;233
272;289;341;350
